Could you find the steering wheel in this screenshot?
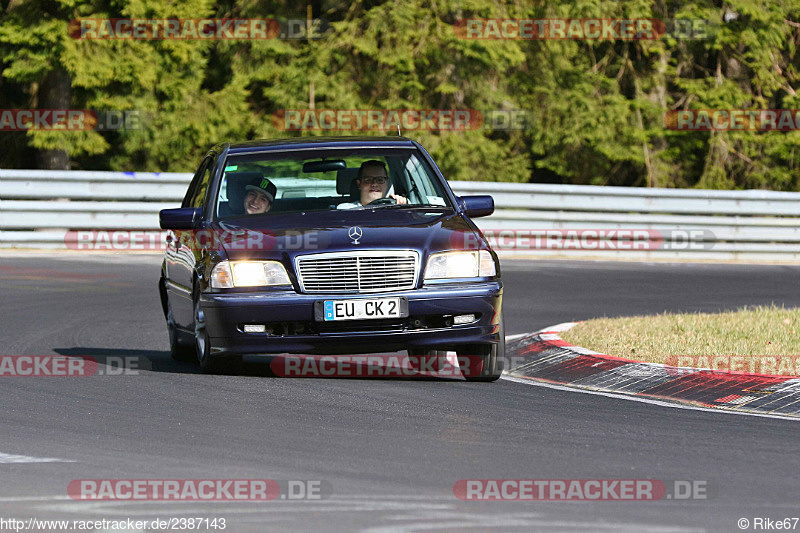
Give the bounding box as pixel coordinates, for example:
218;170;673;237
366;197;397;206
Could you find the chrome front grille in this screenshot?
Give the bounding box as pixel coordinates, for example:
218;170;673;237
295;251;419;293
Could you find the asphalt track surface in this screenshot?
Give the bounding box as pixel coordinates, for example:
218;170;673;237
1;254;799;533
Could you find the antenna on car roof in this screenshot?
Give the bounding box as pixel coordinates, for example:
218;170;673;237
397;124;401;137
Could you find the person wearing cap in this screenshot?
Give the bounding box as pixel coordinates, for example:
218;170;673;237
244;177;277;214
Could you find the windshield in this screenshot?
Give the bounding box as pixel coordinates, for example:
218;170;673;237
215;148;452;218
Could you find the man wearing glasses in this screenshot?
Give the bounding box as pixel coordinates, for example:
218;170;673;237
337;160;407;209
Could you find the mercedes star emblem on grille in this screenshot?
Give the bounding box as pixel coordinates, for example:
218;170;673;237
348;226;363;245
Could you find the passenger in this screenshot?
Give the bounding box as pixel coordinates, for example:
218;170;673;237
338;160;407;209
243;177;277;214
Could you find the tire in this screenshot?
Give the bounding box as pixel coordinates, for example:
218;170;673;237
161;278;194;362
168;319;196;362
407;347;448;375
458;317;505;382
193;286;241;374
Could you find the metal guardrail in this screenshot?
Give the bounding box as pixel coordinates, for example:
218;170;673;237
2;169;800;261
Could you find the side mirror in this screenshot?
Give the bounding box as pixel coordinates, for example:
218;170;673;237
160;207;201;230
459;195;494;218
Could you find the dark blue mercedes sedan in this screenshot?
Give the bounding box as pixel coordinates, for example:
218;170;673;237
158;137;503;380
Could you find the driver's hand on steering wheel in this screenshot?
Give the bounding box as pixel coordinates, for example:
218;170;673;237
388;194;407;204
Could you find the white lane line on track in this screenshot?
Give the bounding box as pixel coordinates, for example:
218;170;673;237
39;500;703;533
363;518;701;533
0;496;71;502
0;452;72;464
42;499;457;515
501;375;800;422
541;322;578;333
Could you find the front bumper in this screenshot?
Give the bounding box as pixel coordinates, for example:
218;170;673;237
201;281;502;355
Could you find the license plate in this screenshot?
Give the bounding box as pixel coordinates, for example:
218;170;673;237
322;298;402;321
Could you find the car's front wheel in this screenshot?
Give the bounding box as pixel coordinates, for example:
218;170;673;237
193;287;241;374
168;310;195;362
161;277;194;362
407;347;449;376
457;318;505;382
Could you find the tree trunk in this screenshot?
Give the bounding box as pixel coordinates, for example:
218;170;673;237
35;68;70;169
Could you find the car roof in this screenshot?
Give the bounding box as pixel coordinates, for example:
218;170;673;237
223;136;418;155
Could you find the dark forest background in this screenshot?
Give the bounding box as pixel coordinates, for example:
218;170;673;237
2;0;800;190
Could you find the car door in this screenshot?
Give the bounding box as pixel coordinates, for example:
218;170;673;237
165;154;214;330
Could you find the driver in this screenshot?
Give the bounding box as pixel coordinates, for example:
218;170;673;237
338;160;407;209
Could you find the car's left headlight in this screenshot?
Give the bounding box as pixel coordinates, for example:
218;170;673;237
210;260;292;288
424;250;496;280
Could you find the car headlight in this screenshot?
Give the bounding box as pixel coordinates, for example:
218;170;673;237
210;260;291;288
424;250;496;280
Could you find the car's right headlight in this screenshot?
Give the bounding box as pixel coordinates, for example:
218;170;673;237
424;250;496;280
210;260;291;288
